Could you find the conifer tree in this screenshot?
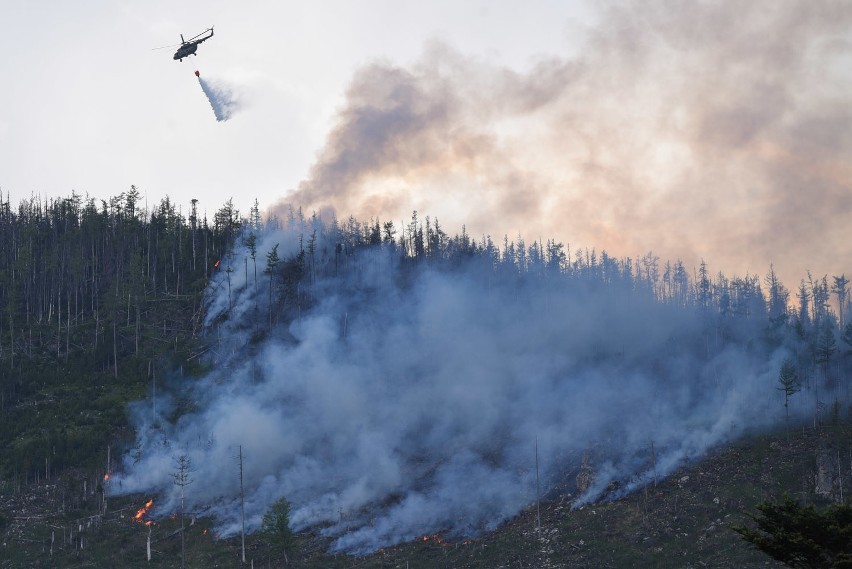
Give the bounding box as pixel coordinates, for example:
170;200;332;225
734;495;852;568
262;497;297;563
265;244;280;327
777;359;800;436
171;454;194;569
832;275;849;329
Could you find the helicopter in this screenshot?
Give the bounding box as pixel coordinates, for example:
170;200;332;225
166;27;214;61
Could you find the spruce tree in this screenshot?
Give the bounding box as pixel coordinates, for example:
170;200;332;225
734;495;852;568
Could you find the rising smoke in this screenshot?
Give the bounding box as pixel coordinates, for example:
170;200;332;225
113;218;825;554
197;73;240;122
113;0;850;554
276;0;852;290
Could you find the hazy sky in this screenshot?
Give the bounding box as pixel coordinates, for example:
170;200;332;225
0;0;587;209
1;1;850;289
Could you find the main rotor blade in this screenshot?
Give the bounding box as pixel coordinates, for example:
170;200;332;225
151;42;181;50
187;27;214;42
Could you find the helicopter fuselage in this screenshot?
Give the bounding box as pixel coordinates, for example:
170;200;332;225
173;43;199;61
172;28;213;62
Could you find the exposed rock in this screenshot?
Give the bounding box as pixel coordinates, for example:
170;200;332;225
814;447;842;502
576;452;594;494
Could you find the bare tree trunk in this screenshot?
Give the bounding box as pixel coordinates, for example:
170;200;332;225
240;445;246;564
535;438;541;534
651;440;658;487
8;314;13;370
135;297;140;355
172;455;194;569
57;291;61;358
66;294;70;362
113;320;118;379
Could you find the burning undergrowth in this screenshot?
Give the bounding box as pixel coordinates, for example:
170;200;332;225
133;499;155;526
113;217;822;554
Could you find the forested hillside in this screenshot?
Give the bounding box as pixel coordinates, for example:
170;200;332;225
117;205;852;554
1;191;851;562
0;189;242;481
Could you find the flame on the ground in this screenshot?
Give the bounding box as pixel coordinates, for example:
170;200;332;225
133;499;155;526
419;534;472;547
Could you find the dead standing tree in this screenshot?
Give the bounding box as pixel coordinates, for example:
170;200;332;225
171;454;194;569
777;358;800;440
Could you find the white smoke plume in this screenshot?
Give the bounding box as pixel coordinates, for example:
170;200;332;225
274;0;852;291
113;218;828;554
197;73;239;122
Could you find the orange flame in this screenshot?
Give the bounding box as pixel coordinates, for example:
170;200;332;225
133;499;155;525
420;534;451;547
103;473;110;482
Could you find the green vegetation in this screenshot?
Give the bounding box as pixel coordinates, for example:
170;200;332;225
0;189;239;480
261;497;297;559
735;496;852;568
1;191;851;567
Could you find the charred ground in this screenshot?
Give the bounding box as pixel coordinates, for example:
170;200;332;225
4;423;852;568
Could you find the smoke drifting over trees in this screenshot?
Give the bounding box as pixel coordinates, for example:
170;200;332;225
278;0;852;291
115;210;851;554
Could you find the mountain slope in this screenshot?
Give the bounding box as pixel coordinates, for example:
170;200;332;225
8;424;851;567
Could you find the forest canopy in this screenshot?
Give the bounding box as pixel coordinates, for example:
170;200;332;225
0;190;850;552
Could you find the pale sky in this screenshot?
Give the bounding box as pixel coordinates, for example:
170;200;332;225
0;1;588;211
2;1;850;291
